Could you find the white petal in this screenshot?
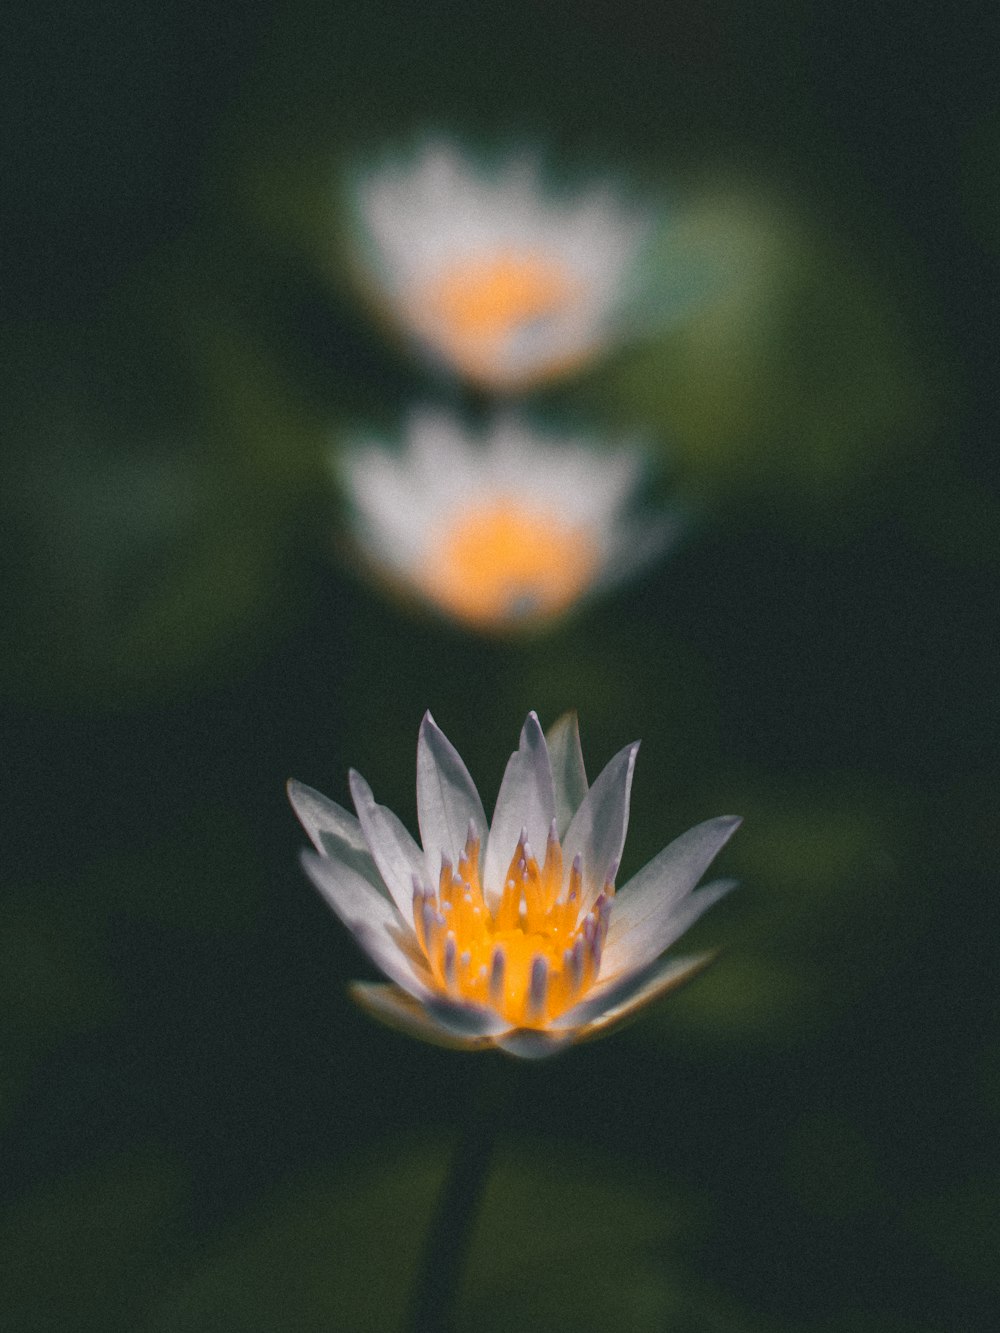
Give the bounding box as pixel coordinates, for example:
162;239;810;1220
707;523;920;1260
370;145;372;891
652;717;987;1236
561;741;639;909
551;951;714;1030
349;139;655;390
493;1028;576;1059
348;769;427;922
602;816;742;976
416;712;487;877
545;712;588;839
423;996;512;1039
287;779;382;888
408;408;480;493
349;919;436;1002
612;876;737;975
483;712;556;901
349;983;495;1050
299;848;400;936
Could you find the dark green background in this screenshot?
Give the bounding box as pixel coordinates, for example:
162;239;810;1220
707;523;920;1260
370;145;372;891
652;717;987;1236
3;2;998;1329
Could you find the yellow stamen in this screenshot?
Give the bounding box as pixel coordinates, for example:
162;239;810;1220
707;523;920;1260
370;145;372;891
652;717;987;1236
420;497;598;630
416;250;583;385
417;828;614;1029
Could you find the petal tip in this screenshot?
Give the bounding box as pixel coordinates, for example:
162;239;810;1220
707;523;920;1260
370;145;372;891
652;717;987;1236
521;710;544;742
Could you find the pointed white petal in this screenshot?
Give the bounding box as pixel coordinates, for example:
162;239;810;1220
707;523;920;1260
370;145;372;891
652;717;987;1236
416;712;488;877
552;951;714;1030
288;779;382;887
602;817;741;976
349;769;427;922
493;1028;576;1059
545;712;588;839
350;983;496;1050
483;712;556;900
562;741;639;909
299;849;400;935
602;877;736;979
348;919;436;1002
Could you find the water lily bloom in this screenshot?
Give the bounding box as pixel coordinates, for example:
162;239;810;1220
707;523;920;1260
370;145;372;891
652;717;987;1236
289;712;739;1058
349;139;654;390
337;408;676;632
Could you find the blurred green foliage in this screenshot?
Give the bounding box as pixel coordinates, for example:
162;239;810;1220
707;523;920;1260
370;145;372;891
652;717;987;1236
151;1141;760;1332
0;1152;188;1332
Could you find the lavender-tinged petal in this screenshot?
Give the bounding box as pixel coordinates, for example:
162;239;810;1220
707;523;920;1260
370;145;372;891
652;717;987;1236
349;919;436;1002
423;996;513;1039
494;1028;577;1059
288;779;382;887
561;741;639;911
483;712;556;902
349;769;427;923
545;712;588;838
603;877;737;979
602;816;741;975
299;849;402;935
350;983;494;1050
416;712;488;878
551;952;715;1031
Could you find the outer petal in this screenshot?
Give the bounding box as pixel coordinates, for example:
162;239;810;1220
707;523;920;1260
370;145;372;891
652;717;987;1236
423;996;513;1039
483;712;556;902
602;816;741;976
493;1028;577;1059
300;848;401;936
287;780;382;887
603;877;737;980
349;769;427;922
326;890;509;1040
545;712;588;839
551;950;715;1031
350;983;497;1051
416;712;488;878
561;741;639;910
556;953;716;1043
349;919;437;1001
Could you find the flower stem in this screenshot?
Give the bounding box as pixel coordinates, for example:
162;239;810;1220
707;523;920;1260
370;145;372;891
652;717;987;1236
406;1055;512;1333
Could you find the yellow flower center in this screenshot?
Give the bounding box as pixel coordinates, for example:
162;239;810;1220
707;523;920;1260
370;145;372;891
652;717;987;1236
413;825;614;1029
419;497;598;629
418;250;582;385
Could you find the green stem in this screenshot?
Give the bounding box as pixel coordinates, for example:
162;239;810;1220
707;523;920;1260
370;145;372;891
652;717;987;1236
406;1056;512;1333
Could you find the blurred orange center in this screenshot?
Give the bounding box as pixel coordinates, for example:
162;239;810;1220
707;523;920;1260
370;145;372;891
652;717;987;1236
420;251;577;383
420;498;598;628
413;827;614;1028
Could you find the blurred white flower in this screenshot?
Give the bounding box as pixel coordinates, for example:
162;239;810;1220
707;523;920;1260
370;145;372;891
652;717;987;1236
350;139;654;390
290;711;739;1058
337;408;676;633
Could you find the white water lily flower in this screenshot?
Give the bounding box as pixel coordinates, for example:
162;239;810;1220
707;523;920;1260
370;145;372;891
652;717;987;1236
338;408;676;632
289;712;739;1058
350;139;654;391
